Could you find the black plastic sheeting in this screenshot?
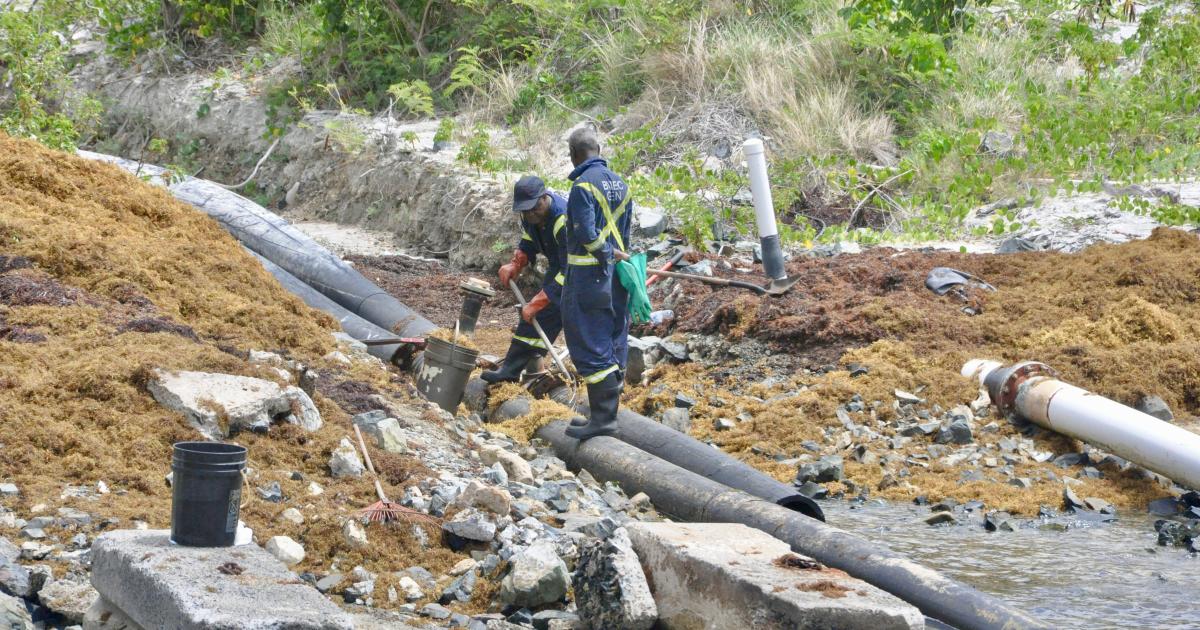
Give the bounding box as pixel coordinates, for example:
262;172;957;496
535;420;1049;630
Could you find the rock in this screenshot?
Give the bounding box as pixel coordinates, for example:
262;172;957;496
660;408;691;434
453;481;512;516
480;446;534;485
635;205;667;239
398;576;424;601
421;603;452;620
1054;452;1086;468
0;592;32;630
343;519;369;548
1134;395;1173;423
984;511;1016;532
796;482;828;500
257;481;284;503
673;394;696;409
329;437;365;478
630;492;652;510
482;463;509;487
499;541;570;608
894;390;924;405
440;570;476;604
307;481;324;496
56;507;91;527
265;536;305;566
278;508;305;525
923;512;957;526
980;130;1015;156
936;420;973;445
573;528;656;630
795;455;843;484
38;578;97;622
1063;487;1086;511
0;484;19;496
448;558;477;578
355;416;408;454
712;418;735;431
316;574;343;593
443;508;497;543
532;610;579;630
1009;477;1033;489
997;237;1041;253
1083;497;1115;514
147;369;322;439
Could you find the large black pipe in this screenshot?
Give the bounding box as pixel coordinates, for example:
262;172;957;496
79;151;436;340
248;251;403;362
534;419;1049;630
469;379;823;520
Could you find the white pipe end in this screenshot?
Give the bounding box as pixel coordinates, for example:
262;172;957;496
961;359;1003;384
743;138;765;156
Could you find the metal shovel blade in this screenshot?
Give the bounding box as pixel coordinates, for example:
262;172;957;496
765;275;802;296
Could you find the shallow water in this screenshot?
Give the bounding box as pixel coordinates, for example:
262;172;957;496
820;500;1199;629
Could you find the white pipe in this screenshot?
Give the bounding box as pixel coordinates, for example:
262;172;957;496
965;360;1200;490
743;138;778;240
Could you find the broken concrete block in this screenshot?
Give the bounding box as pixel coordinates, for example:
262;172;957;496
635;205;667;239
83;596;144;630
147;370;321;440
626;522;923;630
573;528;656;630
38;577;98;622
90;530;352;629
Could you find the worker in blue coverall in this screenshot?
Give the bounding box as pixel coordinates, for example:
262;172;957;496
481;175;569;384
562;127;633;440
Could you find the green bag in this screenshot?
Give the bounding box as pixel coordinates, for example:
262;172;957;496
616;253;652;324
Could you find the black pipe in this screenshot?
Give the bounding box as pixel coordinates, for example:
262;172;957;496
248;251;403;362
167;179;437;340
534;419;1049;630
472;379;823;520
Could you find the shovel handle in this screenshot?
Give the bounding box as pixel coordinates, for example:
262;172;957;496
508;280;573;379
648;268;769;295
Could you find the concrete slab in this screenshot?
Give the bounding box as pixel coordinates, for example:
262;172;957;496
90;530;353;630
626;522;923;630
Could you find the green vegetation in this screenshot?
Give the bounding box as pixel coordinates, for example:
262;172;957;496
3;0;1200;242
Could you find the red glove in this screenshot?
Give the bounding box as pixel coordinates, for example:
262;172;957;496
498;250;529;287
521;290;550;324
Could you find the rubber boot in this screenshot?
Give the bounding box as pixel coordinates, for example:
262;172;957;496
569;369;622;426
481;342;536;384
565;373;621;440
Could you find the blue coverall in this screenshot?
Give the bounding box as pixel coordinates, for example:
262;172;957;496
562;157;632;384
512;191;568;354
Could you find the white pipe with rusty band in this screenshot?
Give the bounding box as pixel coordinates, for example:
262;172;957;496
964;359;1200;490
742;138;787;281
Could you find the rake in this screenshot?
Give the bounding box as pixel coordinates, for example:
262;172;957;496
353;424;438;525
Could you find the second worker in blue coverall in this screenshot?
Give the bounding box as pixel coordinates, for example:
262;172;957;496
561;127;633;440
480;175;568;384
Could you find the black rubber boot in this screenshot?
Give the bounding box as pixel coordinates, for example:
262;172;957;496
565;373;621;440
481;342;536;384
569;368;621;426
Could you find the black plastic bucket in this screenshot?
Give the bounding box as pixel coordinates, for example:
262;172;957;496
415;336;480;412
171;441;247;547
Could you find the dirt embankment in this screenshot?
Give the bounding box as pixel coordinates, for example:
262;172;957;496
0;135;460;587
627;229;1200;514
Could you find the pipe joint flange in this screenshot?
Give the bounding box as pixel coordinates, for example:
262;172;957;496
986;361;1057;415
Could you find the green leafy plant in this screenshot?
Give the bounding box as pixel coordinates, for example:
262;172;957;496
445;46;487;99
434;118;456;145
387;80;435;118
457;123;493;172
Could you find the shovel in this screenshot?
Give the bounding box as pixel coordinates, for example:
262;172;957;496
508;280;574;382
648;268;801;297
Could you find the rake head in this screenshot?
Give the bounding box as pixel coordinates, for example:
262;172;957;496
360;500;440;525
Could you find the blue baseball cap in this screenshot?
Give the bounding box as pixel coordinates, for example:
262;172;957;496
512;175;547;212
